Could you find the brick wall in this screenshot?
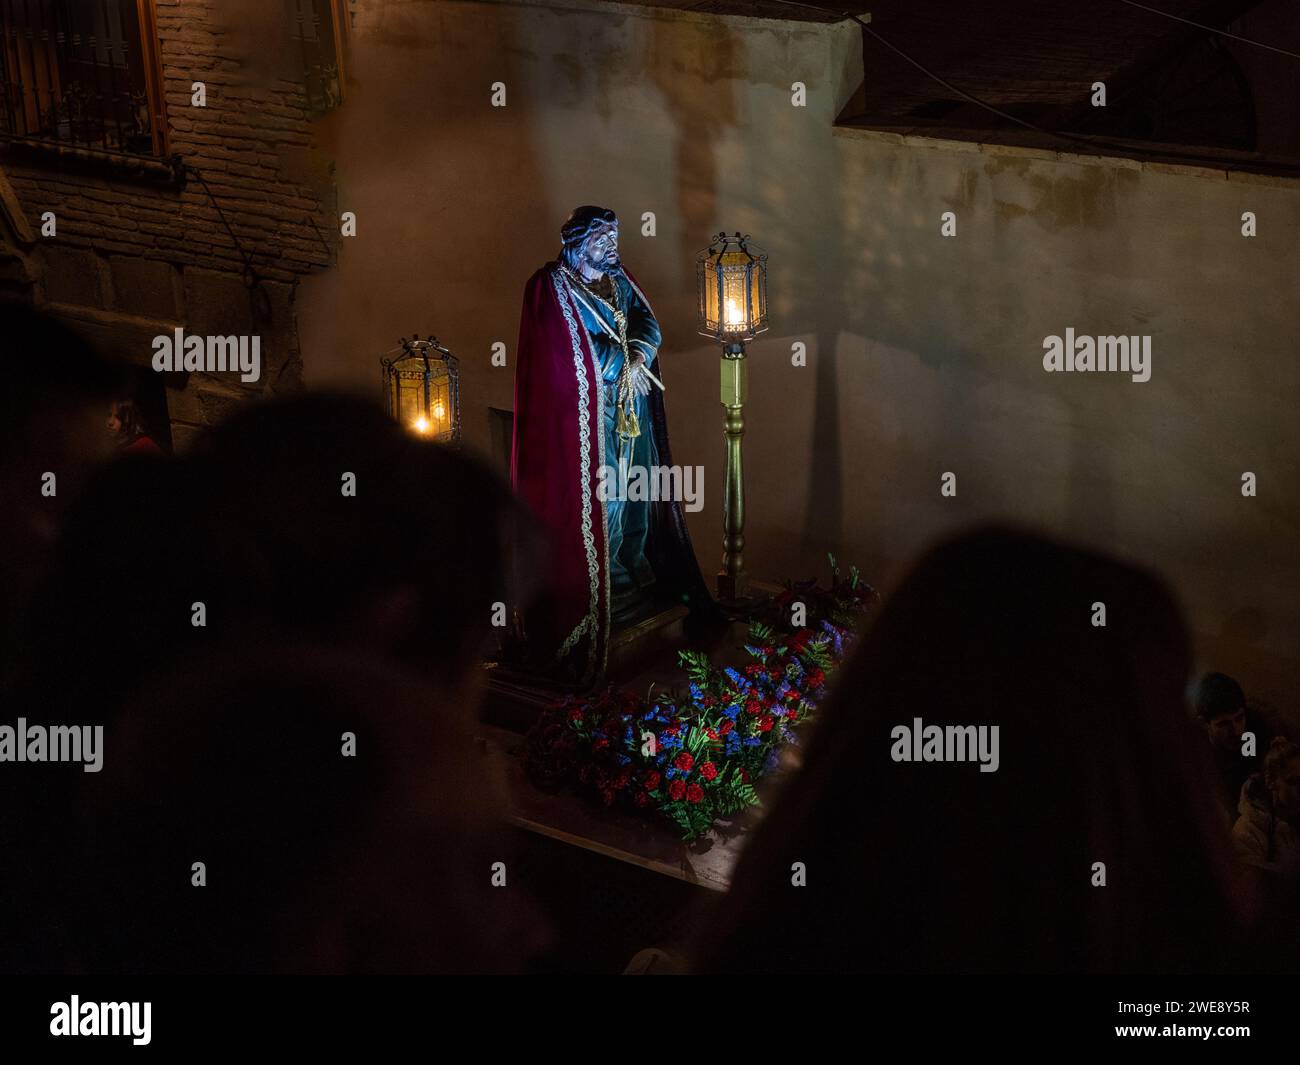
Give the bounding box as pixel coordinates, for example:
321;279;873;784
0;0;341;449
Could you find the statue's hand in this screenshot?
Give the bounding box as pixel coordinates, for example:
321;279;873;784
629;353;652;396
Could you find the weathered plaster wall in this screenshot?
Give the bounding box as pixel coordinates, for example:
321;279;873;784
298;0;1300;709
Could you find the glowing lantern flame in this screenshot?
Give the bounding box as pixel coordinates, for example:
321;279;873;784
413;416;430;434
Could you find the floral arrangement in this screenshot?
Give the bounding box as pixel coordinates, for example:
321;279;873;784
525;560;875;840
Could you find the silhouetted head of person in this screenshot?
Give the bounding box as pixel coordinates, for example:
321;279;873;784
20;391;535;737
0;304;121;650
692;526;1238;974
1196;672;1249;754
187;391;532;693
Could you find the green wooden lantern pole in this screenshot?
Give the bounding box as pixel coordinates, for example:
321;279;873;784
718;342;748;600
697;234;768;604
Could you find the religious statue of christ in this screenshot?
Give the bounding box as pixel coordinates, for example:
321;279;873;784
511;206;710;687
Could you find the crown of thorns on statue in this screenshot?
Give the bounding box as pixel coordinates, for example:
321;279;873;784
561;205;618;248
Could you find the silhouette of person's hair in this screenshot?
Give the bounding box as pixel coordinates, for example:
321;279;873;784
692;526;1240;974
21;392;533;723
187;392;532;686
6;391;543;974
1195;671;1247;723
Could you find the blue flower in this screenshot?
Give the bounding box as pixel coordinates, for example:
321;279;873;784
724;667;749;690
820;621;844;657
743;736;761;747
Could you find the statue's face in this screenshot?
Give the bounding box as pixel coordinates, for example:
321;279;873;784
583;224;619;273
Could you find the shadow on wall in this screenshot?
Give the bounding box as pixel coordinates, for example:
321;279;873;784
297;0;558;432
646;12;853;563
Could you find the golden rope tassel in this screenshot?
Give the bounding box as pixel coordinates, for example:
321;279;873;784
615;359;640;444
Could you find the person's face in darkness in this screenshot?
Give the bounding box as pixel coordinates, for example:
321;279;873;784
1206;705;1247;754
106;406;122;435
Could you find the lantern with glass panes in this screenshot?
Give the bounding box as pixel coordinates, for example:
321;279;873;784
697;232;768;354
381;335;461;444
696;233;768;603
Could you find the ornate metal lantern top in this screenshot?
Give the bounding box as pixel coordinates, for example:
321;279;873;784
696;232;769;350
380;335;461;444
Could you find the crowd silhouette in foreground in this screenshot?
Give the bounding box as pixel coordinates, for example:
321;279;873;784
1;303;1294;974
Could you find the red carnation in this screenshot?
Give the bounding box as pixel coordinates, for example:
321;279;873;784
700;762;718;781
758;715;775;732
568;708;584;723
740;768;750;783
719;719;734;735
701;695;716;707
668;778;686;800
808;668;826;688
632;791;650;808
592;738;610;751
664;725;680;737
744;696;762;716
706;728;719;740
685;784;704;804
744;663;764;677
643;770;661;790
674;752;694;772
